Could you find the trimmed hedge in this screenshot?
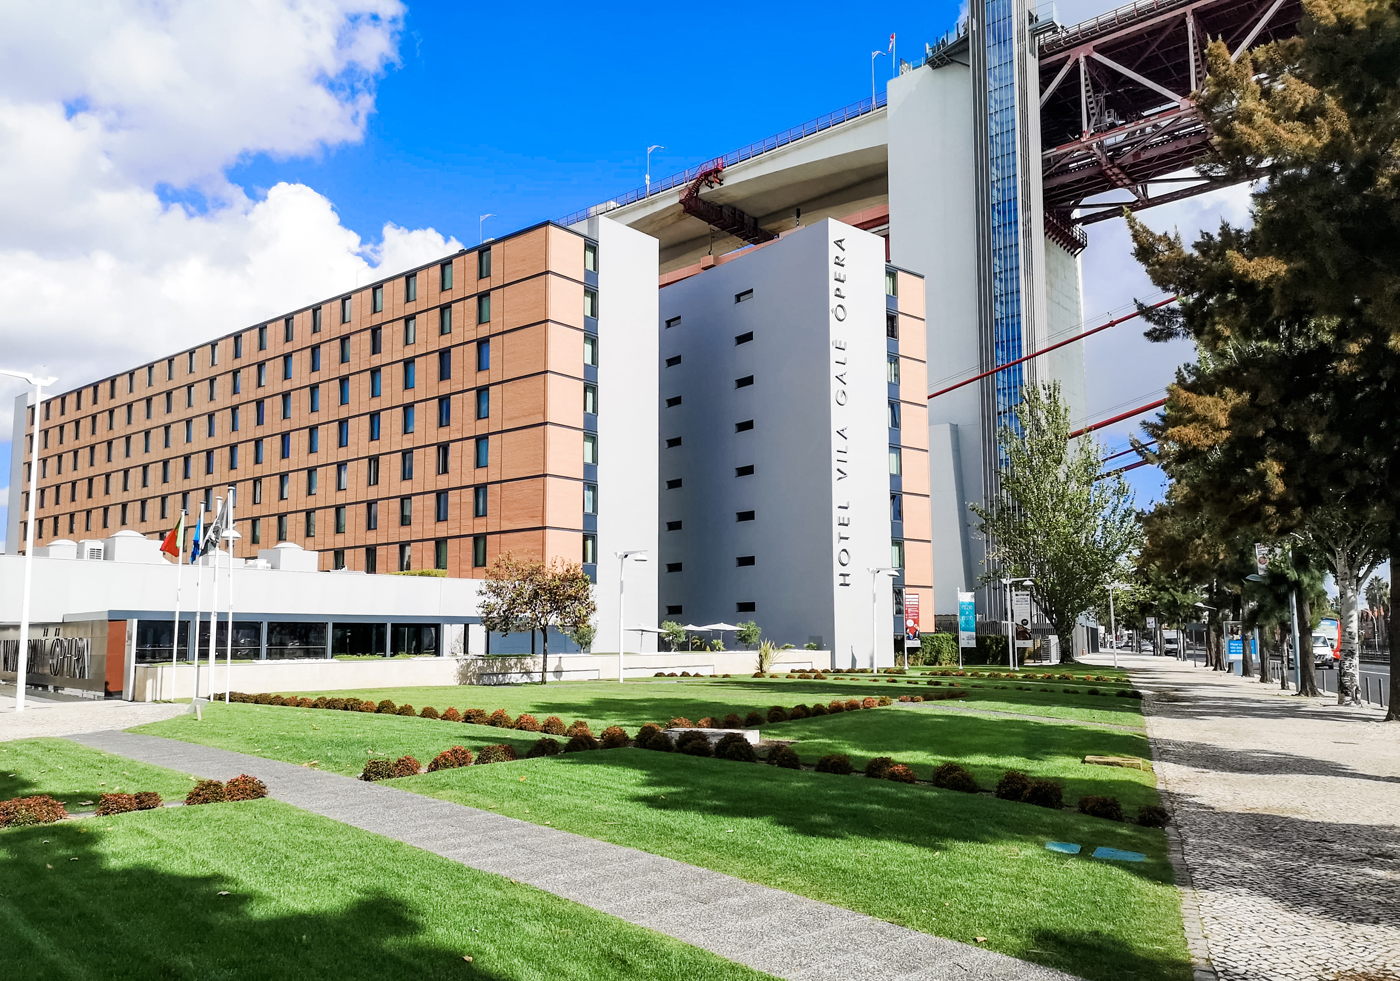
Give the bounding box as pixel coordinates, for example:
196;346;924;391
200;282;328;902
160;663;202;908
428;746;475;771
1024;778;1065;810
886;764;917;784
134;791;164;811
96;793;138;816
676;731;713;757
1078;795;1124;822
185;780;228;805
715;733;758;763
526;737;563;758
564;733;600;753
864;756;896;780
360;759;394;782
996;770;1031;801
814;753;853;775
931;762;979;793
766;745;801;769
476;744;518;765
224;774;269;800
600;726;629;749
514;713;542;732
541;715;567;735
0;795;68;827
487;709;514;728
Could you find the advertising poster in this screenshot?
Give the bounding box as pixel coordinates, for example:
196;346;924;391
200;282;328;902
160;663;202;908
958;591;976;649
904;592;921;646
1011;590;1033;649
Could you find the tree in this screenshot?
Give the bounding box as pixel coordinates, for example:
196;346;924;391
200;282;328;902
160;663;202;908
568;623;596;654
477;554;595;685
659;621;686;652
971;383;1142;664
736;621;761;650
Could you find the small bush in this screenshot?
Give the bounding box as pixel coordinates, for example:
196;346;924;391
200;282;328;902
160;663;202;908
225;774;269;800
428;746;474;771
676;731;713;757
815;753;853;775
254;693;273;705
564;732;600;753
844;699;862;712
721;713;743;728
397;703;417;716
668;717;693;729
134;791;164;811
886;764;917;784
464;708;489;725
442;707;462;722
565;720;592;738
185;780;227;804
96;793;138;816
526;737;563;758
360;759;394;782
752;671;765;678
876;696;893;707
298;698;315;708
639;726;674;752
359;700;377;713
325;698;345;710
715;733;758;763
1137;804;1170;828
541;715;566;735
861;697;878;709
865;756;896;780
931;763;979;793
743;710;764;727
420;706;440;720
476;744;518;765
376;699;397;714
996;770;1031;801
766;745;801;769
789;705;809;720
827;700;846;714
1078;795;1124;822
808;702;829;716
514;713;542;732
0;795;68;827
313;696;329;709
1023;778;1065;810
912;695;924;703
600;725;630;749
697;717;716;729
899;695;912;702
766;706;788;723
1086;687;1101;696
487;709;514;728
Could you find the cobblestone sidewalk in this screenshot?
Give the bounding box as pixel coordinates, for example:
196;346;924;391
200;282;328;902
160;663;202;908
1124;654;1400;981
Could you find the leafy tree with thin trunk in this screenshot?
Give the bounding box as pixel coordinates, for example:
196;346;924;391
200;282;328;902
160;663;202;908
477;554;595;685
972;383;1142;664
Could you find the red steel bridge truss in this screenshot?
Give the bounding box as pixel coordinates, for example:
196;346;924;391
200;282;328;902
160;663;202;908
1038;0;1302;235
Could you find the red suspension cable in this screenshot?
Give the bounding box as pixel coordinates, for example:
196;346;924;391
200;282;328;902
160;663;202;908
1070;398;1167;439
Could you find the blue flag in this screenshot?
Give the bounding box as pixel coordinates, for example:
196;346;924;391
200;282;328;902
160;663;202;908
190;511;204;562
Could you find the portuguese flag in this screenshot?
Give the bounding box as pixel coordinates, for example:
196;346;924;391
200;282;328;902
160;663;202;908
160;512;186;559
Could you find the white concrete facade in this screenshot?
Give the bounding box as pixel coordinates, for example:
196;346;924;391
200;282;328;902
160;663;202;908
655;220;895;667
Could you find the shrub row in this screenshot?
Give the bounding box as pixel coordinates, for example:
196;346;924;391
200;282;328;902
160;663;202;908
226;692;597;736
184;775;268;806
359;727;634;781
95;791;164;816
0;795;68;827
653;671;735;678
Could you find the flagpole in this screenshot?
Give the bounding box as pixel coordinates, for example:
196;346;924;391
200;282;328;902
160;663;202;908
169;510;186;700
208;496;222;703
223;487;236;704
192;537;203;700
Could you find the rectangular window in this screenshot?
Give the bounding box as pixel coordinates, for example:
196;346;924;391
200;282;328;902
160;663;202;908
737;510;755;521
665;355;682;368
256;363;266;387
584;242;597;272
440;261;453;291
736;601;756;613
736;375;755;388
232;369;241;394
182;456;190;479
734;289;754;304
583;433;597;465
887;355;900;384
367;456;380;485
890;493;903;521
436;444;449;474
284;318;294;343
335;506;346;534
475;294;489;325
472;535;487;568
435;491;448;522
666;520;682;531
583;289;597;319
399;543;411;571
405;272;417;302
204;451;214;475
370;368;381;397
371;326;382;355
403;359;416;389
665;437;682;448
337;420;349;447
477;247;491;279
312;306;322;333
308;428;319;454
255;400;265;425
336;463;348;491
666;478;681;490
366;500;378;530
162;460;170;484
309;385;320;413
333;548;345;569
438;349;451;381
144;396;153;419
141;464;150;487
372;284;383;314
282;354;293;380
253;478;262;505
402;404;415;434
582;534;596;565
307;468;318;495
887;312;899;339
339;337;350;364
584;384;598;414
666;563;682;573
280;433;291;459
305;510;316;538
473;485;487;517
228;445;238;470
476;339;490;372
281;393;291;419
437;396;451;428
404;315;417;345
341;296;352;323
401;450;414;480
365;545;377;573
435;539;448;571
369;412;381;441
234;336;243;359
735;419;754;432
735;330;754;345
888;400;901;429
735;464;755;477
891;539;905;568
665;395;681;408
583;483;597;514
885;269;898;296
475;388;489;420
207;378;216;402
338;377;350;404
583;334;598;367
250;517;261;545
474;437;489;469
279;474;289;500
399;497;412;527
311;346;321;372
665;316;681;330
889;446;902;476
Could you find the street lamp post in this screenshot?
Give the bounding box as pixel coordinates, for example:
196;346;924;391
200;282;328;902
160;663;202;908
1;367;57;713
614;551;647;683
1108;587;1118;671
871;50;886;109
868;568;899;669
645;145;664;198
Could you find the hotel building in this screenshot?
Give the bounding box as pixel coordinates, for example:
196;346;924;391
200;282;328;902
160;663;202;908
8;218;658;655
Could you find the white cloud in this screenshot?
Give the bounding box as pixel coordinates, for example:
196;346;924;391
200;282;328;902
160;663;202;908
0;0;466;549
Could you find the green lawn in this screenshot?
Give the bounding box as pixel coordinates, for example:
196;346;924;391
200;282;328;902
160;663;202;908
131;702;547;777
769;708;1159;810
0;799;772;981
399;750;1191;981
270;675;1145;732
0;738;201;807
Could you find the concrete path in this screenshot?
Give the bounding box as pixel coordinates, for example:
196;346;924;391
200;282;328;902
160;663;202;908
0;688;185;740
67;729;1075;981
1117;653;1400;981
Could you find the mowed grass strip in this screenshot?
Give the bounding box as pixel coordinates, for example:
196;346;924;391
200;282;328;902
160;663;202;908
272;675;1145;732
400;750;1192;981
768;709;1159;810
130;702;549;776
0;799;772;981
0;737;200;806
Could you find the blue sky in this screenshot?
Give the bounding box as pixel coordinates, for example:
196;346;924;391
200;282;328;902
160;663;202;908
0;0;1211;547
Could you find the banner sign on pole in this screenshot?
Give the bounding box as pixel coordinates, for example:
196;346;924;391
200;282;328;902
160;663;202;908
1254;543;1272;577
904;592;920;646
957;591;976;649
1011;590;1033;649
1225;620;1246;662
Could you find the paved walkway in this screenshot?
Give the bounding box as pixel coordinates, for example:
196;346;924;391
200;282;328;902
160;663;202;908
1115;653;1400;981
67;729;1074;981
0;687;185;740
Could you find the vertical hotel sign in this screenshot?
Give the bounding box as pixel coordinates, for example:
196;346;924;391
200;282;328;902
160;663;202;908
831;234;852;592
